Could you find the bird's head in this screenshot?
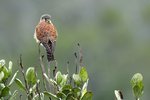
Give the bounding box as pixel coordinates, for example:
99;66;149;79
40;14;51;23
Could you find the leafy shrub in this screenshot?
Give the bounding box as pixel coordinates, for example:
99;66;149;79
0;59;18;100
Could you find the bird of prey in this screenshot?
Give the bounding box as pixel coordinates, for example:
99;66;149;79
34;14;58;62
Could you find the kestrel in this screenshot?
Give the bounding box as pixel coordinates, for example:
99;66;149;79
34;14;58;62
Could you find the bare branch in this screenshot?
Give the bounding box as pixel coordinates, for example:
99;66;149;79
78;43;83;68
67;61;69;75
19;94;22;100
19;55;31;99
36;81;41;100
74;52;78;74
114;90;123;100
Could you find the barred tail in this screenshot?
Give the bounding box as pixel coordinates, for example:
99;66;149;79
46;48;54;62
42;40;55;62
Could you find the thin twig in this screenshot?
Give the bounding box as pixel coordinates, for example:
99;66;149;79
47;61;52;92
36;82;41;100
69;76;72;85
67;61;69;75
78;43;83;70
53;60;58;94
74;52;78;74
66;61;70;85
53;60;58;77
19;95;22;100
19;55;31;100
34;66;41;100
74;52;78;87
53;66;57;78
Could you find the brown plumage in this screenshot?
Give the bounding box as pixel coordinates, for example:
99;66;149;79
34;14;58;62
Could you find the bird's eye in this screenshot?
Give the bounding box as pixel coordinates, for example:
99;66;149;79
47;20;50;23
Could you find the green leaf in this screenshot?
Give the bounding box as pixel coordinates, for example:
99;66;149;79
72;74;81;86
44;91;59;100
62;90;71;96
131;73;144;99
43;73;57;86
62;85;72;95
0;71;4;82
30;84;37;93
15;78;26;91
72;87;81;98
40;93;45;100
55;71;68;87
62;84;72;91
81;92;93;100
2;66;9;81
0;86;10;97
81;79;89;98
0;83;5;91
30;79;39;93
55;71;63;85
8;70;18;86
33;93;44;100
133;85;142;99
79;67;88;82
8;61;13;76
26;67;37;85
0;60;12;80
9;90;18;100
0;97;4;100
0;59;5;67
131;73;143;85
57;92;66;99
30;79;40;93
66;93;76;100
60;74;68;87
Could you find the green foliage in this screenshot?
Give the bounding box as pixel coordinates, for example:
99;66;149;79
47;67;92;100
15;78;25;91
73;74;82;86
15;67;42;99
8;61;13;76
55;71;68;87
8;70;18;86
0;72;4;82
55;71;63;85
43;73;57;86
0;87;10;97
41;67;92;100
0;57;93;100
114;73;145;100
0;59;18;99
131;73;144;100
25;67;37;85
81;92;93;100
73;67;89;87
44;91;59;100
79;67;88;82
